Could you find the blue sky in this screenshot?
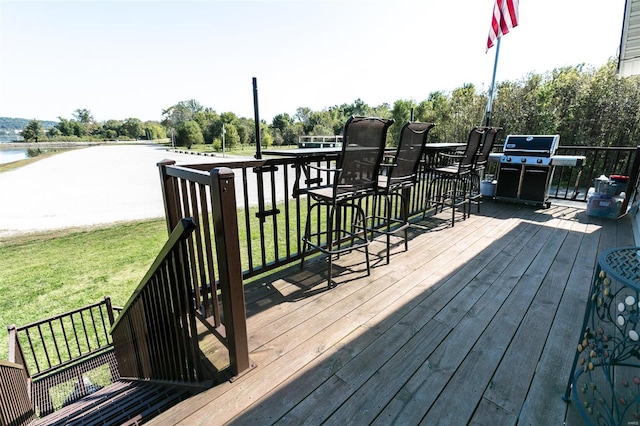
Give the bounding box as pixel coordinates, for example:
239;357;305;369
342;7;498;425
0;0;627;123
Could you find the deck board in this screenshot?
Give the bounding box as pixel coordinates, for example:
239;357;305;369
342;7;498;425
419;223;562;423
148;200;635;425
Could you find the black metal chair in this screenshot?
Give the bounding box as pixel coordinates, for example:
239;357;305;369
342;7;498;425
470;126;502;212
369;121;435;264
300;116;394;288
430;126;485;227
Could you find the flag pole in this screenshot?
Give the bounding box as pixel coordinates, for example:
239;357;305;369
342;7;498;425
484;36;501;127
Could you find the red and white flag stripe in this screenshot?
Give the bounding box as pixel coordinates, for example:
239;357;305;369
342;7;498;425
487;0;519;50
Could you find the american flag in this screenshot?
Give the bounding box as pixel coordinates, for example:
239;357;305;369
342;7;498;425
487;0;519;50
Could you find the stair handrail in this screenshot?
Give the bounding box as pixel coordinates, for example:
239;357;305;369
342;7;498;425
110;217;204;383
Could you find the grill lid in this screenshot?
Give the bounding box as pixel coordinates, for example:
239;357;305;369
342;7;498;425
503;135;560;157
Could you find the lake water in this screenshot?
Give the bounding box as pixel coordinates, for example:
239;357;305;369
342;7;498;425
0;133;23;143
0;149;31;164
0;134;48;164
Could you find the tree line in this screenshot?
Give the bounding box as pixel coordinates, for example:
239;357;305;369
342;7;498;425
20;110;165;143
18;59;640;148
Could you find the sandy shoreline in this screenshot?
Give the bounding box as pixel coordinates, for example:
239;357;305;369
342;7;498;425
0;143;232;239
0;141;104;149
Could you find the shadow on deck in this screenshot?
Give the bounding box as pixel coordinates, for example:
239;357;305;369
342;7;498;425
148;199;635;425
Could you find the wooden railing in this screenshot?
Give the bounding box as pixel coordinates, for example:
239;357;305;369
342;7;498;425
1;214;251;421
110;210;252;382
159;164;255;377
0;360;35;426
159;156;314;281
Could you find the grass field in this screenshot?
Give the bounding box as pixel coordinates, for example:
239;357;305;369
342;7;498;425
0;142;299;363
0;219;168;361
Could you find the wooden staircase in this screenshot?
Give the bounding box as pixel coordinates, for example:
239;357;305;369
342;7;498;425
34;379;197;426
2;215;252;425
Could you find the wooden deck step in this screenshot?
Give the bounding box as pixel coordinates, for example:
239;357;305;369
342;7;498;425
35;379;198;426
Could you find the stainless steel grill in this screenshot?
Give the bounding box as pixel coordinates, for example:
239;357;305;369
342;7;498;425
494;134;584;207
500;135;560;166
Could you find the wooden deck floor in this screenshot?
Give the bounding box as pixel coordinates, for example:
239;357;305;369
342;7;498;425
149;199;635;425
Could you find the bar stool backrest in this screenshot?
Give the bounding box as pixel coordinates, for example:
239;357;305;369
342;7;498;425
388;121;436;188
458;126;486;173
335;116;395;196
476;126;503;166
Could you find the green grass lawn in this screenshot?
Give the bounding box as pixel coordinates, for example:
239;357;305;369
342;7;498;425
0;143;305;363
0;219;168;361
0;150;65;173
172;143;287;158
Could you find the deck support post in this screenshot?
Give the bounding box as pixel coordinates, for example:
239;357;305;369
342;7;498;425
210;167;254;378
158;159;180;235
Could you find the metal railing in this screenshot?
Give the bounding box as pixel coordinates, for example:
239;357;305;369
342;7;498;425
482;145;640;209
2;143;633;423
157;148;468;292
154;144;639;387
158;145;640;292
111;218;204;383
552;145;640;202
8;297;118;378
6;297;121;417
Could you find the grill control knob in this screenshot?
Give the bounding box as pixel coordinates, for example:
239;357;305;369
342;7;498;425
537;158;542;164
521;157;527;163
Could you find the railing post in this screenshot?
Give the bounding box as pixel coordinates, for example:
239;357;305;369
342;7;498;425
7;324;28;375
104;296;115;326
620;145;640;217
158;159;180;234
7;324;16;364
210;167;254;378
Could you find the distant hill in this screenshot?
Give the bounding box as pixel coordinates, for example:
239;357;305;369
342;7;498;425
0;117;58;132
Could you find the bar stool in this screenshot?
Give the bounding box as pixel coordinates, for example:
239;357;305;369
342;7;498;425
300;116;394;288
368;121;435;263
470;126;502;212
430;127;485;227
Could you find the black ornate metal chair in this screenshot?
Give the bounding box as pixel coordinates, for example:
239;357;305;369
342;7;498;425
300;116;394;288
470;126;502;212
369;121;435;263
430;126;485;227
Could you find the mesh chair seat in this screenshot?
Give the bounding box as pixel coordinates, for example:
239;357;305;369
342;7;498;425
434;164;463;175
308;182;378;203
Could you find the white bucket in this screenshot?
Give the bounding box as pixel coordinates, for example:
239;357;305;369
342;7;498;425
480;180;497;197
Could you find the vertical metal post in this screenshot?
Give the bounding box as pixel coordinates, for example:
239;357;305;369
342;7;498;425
104;296;115;326
222;123;226;157
619;145;640;216
210;167;254;378
484;37;501;127
253;77;262;159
